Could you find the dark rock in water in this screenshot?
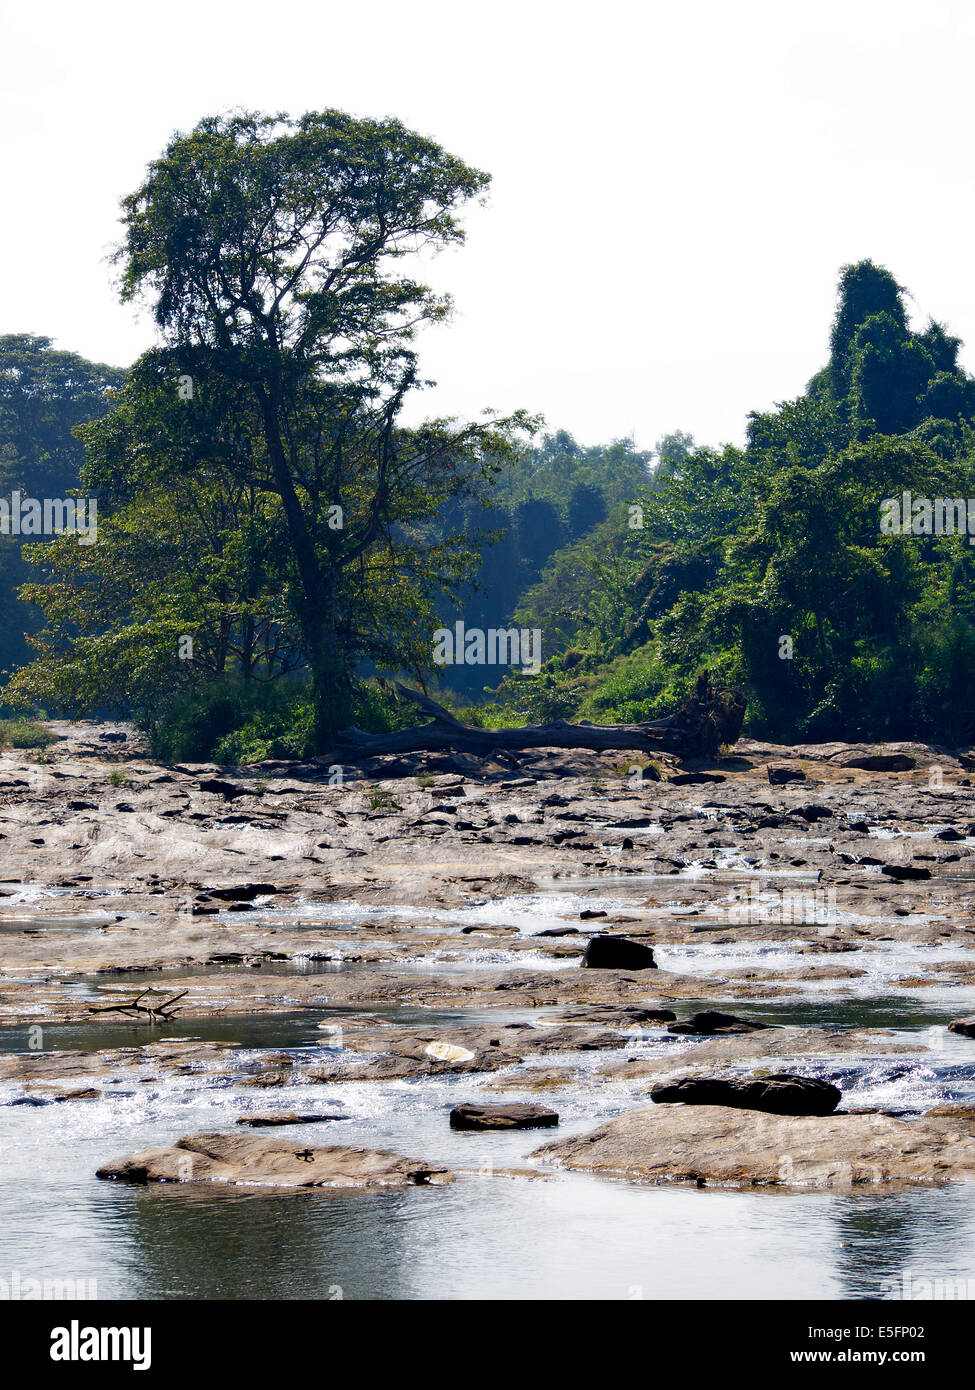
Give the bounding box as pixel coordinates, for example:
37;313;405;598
579;909;607;920
450;1102;559;1131
581;935;656;970
12;1086;102;1105
797;804;832;821
767;766;806;785
536;926;580;937
841;753;916;772
935;828;964;841
671;772;726;786
236;1112;344;1127
948;1017;975;1038
206;883;279;902
567;1004;677;1026
881;864;931;881
667;1011;771;1036
650;1072;842;1116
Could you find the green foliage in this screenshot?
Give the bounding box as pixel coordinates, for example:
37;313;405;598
0;716;57;749
0;335;123;681
10;110;529;746
533;259;975;745
146;675;415;765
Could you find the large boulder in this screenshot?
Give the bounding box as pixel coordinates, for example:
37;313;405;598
450;1103;558;1131
948;1017;975;1038
581;935;656;970
667;1011;770;1036
96;1132;451;1188
650;1072;842;1116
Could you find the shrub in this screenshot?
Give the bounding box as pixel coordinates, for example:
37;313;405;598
0;717;58;749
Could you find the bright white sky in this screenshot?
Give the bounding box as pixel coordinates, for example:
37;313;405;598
3;0;975;454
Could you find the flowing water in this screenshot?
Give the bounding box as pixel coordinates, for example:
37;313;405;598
4;878;975;1299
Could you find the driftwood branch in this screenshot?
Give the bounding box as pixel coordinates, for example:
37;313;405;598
87;989;187;1024
316;671;746;765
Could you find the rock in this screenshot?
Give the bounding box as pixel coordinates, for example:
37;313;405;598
579;909;607;920
449;1103;559;1130
667;1011;770;1036
581;935;656;970
565;1005;677;1026
767;766;806;785
235;1113;345;1127
13;1086;103;1105
948;1017;975;1038
205;883;279;902
797;804;833;821
650;1072;842;1116
196;779;258;800
532;1104;975;1186
96;1132;452;1188
309;1046;521;1082
670;772;726;786
881;864;931;881
841;753;916;772
425;1041;476;1063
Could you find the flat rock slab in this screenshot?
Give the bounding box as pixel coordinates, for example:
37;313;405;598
235;1113;345;1127
533;1105;975;1187
96;1132;452;1189
450;1102;559;1130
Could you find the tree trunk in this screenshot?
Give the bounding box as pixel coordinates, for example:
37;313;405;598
314;672;746;766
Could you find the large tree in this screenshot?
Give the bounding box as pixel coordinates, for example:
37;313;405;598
13;111;527;740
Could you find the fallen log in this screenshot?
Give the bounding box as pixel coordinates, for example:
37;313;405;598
316;672;745;765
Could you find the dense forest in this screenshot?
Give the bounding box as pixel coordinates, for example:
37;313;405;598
3;113;975;759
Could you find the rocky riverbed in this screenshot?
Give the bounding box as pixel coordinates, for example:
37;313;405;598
4;721;975;1295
